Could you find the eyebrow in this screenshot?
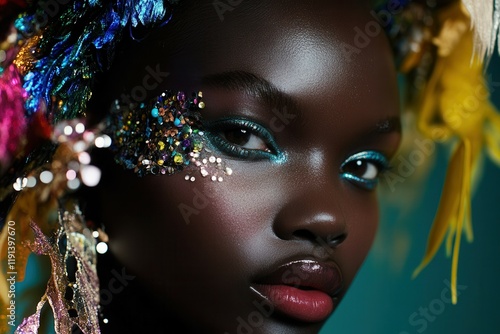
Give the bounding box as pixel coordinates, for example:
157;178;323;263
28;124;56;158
202;70;302;118
202;70;401;135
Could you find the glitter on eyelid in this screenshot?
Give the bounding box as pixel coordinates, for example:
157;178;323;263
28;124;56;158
106;90;232;181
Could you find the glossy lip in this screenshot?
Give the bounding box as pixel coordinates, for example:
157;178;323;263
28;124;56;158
250;259;343;323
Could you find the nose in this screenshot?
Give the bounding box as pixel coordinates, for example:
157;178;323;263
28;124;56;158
272;191;348;248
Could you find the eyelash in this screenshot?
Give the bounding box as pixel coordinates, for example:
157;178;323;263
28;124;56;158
203;119;389;189
203;118;285;162
340;151;391;190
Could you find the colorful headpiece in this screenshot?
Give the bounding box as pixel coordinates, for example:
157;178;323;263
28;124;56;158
1;0;500;333
0;1;180;332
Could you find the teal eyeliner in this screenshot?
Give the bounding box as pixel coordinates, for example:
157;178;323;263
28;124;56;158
202;117;286;163
340;150;390;190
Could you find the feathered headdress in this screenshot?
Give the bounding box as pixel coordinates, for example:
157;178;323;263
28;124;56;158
0;1;177;332
387;0;500;305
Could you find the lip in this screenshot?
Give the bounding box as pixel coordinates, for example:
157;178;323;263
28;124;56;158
251;260;343;323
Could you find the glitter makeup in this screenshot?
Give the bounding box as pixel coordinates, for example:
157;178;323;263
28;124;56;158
107;90;232;181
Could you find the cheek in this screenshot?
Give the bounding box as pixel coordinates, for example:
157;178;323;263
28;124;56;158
99;166;280;328
335;189;379;284
100;167;259;289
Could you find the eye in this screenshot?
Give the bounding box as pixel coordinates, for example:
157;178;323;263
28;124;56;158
340;151;390;190
203;118;285;162
221;128;269;152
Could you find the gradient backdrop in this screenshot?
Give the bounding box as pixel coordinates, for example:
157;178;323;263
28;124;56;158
322;53;500;334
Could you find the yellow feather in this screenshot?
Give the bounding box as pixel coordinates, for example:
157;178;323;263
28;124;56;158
412;142;464;278
446;218;457;257
451;139;472;304
417;60;452;142
485;131;500;164
411;2;500;304
485;105;500;164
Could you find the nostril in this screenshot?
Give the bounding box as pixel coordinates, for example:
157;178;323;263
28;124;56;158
323;233;347;247
291;230;347;247
292;229;317;242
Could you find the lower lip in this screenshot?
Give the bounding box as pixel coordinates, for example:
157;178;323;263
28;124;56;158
252;284;334;322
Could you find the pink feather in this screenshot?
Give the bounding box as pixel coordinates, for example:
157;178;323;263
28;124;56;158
0;63;27;167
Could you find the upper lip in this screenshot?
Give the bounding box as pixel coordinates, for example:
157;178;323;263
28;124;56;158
253;259;343;297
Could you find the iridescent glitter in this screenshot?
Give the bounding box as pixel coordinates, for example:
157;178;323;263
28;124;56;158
17;0;178;121
17;208;100;334
107;90;232;181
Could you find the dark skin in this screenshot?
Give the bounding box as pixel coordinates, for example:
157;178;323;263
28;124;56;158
89;1;401;333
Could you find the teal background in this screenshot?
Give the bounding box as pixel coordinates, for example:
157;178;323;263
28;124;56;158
321;57;500;333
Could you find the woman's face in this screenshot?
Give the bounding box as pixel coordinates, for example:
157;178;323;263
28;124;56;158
97;1;401;333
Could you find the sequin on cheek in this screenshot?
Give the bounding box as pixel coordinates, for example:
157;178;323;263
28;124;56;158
106;90;231;181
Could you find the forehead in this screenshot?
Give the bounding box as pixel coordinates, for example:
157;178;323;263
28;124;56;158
109;0;398;129
117;1;390;88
